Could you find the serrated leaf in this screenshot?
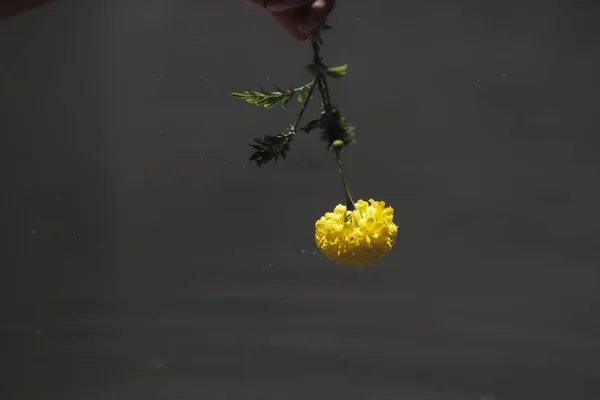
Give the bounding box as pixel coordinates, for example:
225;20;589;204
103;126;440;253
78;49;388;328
248;126;297;167
231;81;315;109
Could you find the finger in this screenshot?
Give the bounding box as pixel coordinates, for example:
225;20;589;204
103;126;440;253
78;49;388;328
269;10;308;41
297;0;335;33
241;0;260;5
307;25;322;40
266;0;314;12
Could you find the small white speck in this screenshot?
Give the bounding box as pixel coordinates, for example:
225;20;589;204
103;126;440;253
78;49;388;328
477;84;481;88
312;251;317;256
501;73;507;78
159;129;164;134
201;157;204;160
301;249;306;254
72;229;76;234
31;230;36;234
266;76;271;80
35;330;41;336
268;263;274;268
57;195;61;199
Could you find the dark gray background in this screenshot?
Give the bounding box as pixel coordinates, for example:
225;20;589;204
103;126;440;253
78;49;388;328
1;0;599;399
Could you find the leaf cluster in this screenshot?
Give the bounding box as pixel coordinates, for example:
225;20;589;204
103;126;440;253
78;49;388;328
248;125;295;167
232;58;353;167
302;108;356;149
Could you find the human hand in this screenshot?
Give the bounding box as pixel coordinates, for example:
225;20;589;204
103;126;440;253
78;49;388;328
243;0;336;41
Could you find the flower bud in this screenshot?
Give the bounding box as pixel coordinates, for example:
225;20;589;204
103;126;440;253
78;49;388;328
331;140;345;149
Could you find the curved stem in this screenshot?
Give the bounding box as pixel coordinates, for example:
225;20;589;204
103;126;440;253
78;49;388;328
334;149;355;211
293;80;316;130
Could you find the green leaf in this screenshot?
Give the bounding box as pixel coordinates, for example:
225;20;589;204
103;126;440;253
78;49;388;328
248;126;297;167
325;64;348;80
231;81;315;109
318;108;356;150
301;85;313;103
282;87;294;108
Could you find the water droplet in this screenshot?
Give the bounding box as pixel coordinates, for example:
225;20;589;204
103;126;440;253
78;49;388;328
312;251;317;256
31;230;36;234
268;263;274;268
301;249;306;254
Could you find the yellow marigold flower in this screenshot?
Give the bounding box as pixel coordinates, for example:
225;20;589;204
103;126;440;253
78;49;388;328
315;199;398;267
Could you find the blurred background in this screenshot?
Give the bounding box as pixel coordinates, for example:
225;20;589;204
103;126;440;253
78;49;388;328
1;0;599;399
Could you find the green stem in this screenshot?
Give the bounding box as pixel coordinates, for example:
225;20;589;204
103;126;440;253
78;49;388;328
311;40;333;113
311;40;355;211
334;149;355;211
292;80;316;130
